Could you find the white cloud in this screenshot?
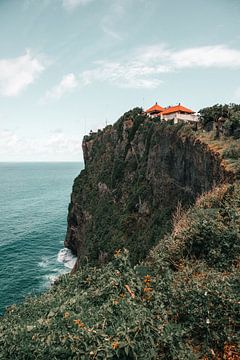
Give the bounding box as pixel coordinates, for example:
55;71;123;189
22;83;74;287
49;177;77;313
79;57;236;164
171;45;240;69
80;44;240;89
0;130;19;149
62;0;94;10
43;73;78;101
81;60;169;89
45;131;82;153
0;50;45;97
0;129;82;161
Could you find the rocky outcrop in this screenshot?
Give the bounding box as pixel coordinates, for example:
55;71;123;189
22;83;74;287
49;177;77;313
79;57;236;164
65;108;235;266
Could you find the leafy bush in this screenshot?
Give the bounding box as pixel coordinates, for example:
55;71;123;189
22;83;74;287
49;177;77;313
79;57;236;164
164;184;240;270
198;104;229;130
114;108;144;140
111;157;125;188
199;103;240;135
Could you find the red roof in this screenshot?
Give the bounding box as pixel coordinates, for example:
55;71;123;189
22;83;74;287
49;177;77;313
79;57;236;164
162;104;194;115
145;102;165;113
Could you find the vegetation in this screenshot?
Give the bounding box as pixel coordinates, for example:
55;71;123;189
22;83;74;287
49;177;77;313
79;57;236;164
196;130;240;177
0;183;239;359
1;105;240;359
199;103;240;137
70;109;196;265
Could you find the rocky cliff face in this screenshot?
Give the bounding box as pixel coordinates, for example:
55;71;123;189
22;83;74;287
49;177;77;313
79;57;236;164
65;108;234;266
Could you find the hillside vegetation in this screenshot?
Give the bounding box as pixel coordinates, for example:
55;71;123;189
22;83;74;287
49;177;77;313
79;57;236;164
197;103;240;177
0;183;239;359
0;105;240;359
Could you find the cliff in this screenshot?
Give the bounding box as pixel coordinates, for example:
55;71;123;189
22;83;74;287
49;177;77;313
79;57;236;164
65;108;234;266
0;107;239;359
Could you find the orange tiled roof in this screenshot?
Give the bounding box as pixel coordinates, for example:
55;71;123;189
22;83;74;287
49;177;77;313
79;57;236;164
162;104;194;115
145;103;165;113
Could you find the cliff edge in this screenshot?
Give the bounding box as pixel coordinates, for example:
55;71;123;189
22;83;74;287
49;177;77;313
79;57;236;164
65;108;234;266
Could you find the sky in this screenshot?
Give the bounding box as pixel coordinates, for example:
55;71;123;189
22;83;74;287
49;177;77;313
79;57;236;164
0;0;239;162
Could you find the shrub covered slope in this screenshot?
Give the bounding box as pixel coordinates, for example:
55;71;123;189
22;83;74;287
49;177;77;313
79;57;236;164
0;183;239;359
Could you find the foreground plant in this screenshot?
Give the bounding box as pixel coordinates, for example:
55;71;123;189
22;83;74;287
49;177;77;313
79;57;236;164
0;185;239;359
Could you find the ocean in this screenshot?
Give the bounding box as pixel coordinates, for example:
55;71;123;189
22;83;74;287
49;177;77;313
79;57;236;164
0;162;82;315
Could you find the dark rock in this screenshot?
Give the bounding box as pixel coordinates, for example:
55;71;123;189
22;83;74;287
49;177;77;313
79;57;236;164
65;109;234;267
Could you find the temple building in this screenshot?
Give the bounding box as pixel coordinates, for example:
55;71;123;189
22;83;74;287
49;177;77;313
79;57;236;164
145;102;199;124
145;102;165;117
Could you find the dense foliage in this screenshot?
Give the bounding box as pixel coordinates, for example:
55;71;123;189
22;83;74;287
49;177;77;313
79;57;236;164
69;109;198;265
0;184;239;359
199;103;240;137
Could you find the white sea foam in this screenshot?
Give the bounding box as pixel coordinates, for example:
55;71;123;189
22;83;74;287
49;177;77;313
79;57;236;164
38;256;50;268
38;248;77;291
44;274;59;286
40;267;69;291
57;248;77;269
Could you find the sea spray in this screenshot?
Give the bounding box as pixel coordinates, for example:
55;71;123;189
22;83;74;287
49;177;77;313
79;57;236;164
38;248;77;290
57;248;77;269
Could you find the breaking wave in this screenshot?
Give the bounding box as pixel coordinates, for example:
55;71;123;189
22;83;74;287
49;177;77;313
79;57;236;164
38;249;77;291
57;248;77;269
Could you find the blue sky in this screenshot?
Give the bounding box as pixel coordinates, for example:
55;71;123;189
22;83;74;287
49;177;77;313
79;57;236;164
0;0;239;161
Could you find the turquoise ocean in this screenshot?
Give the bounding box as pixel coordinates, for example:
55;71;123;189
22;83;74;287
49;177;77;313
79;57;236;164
0;162;82;314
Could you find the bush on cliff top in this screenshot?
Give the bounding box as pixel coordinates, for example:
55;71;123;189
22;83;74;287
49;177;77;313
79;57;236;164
199;103;240;136
0;184;239;359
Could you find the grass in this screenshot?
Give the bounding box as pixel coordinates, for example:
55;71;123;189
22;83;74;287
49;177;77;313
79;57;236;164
196;130;240;175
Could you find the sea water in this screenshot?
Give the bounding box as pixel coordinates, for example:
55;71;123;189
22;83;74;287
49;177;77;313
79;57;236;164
0;162;82;314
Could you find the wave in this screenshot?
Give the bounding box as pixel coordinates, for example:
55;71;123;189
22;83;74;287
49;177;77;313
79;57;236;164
57;248;77;269
38;248;76;291
38;256;50;268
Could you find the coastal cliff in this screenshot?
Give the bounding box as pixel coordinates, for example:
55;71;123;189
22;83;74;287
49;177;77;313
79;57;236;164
65;108;234;266
0;107;239;359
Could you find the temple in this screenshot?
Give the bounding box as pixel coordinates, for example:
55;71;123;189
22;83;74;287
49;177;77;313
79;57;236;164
145;102;199;124
145;103;165;117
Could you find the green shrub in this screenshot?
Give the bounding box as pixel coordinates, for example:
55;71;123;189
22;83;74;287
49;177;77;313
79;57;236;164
2;245;239;359
222;144;240;159
1;190;239;360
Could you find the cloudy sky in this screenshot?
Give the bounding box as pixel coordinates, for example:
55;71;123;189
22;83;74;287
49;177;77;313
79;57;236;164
0;0;239;161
